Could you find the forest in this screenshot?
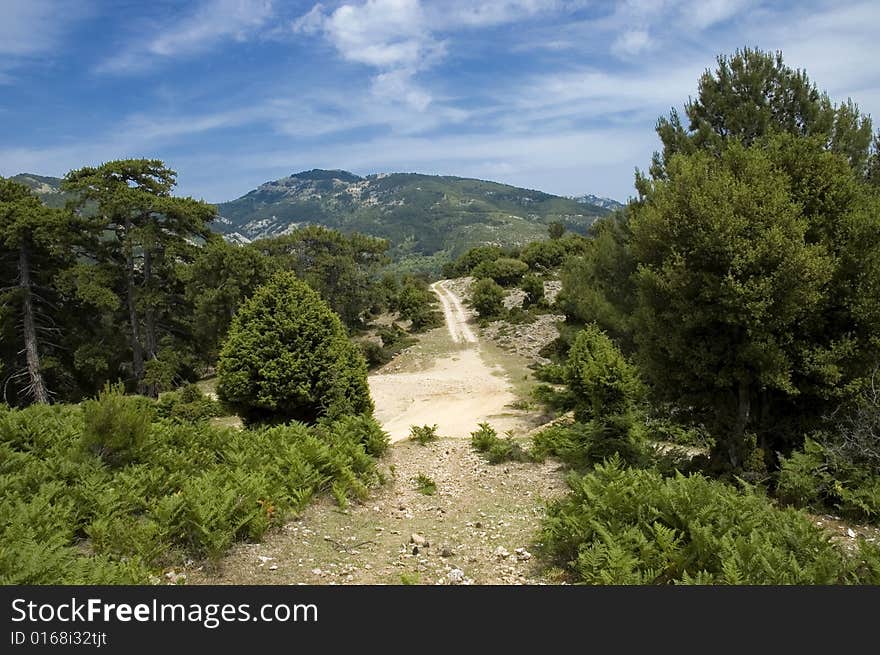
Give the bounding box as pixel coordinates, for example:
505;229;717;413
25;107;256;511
2;47;880;585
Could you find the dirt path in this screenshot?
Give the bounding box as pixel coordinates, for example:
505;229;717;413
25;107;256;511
432;279;477;344
187;280;567;585
367;281;532;442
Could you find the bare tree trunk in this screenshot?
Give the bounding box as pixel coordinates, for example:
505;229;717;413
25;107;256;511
142;247;159;398
19;240;49;404
125;218;145;394
729;378;751;469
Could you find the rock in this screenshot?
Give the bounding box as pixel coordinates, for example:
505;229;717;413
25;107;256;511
447;568;466;584
494;546;510;559
410;533;428;547
847;528;856;538
269;565;278;571
311;568;323;576
515;547;532;561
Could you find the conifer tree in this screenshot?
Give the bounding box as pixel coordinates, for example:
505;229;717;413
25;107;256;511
62;160;215;396
0;179;75;404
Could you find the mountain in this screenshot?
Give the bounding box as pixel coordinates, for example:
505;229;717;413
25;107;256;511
214;170;610;258
9;173;70;208
571;193;625;211
9;169;612;263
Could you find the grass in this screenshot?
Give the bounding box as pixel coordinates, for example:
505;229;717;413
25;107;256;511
409;424;440;445
414;473;437;495
470;422;533;464
399;572;421;585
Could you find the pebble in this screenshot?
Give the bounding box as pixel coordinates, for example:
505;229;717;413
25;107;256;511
447;569;466;584
494;546;510;559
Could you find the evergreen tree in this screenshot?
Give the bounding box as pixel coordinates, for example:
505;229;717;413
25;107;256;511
252;226;388;327
217;272;373;425
0;179;75;404
630;144;834;469
183;235;274;366
649;48;873;181
62;160;215;396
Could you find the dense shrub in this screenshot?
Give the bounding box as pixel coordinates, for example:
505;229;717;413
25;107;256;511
532;418;650;469
409;424;439;444
156;384;223;423
469;278;505;319
777;438;880;523
217;272;373;425
0;400;387;584
360;340;392;369
470;422;531;464
564;324;642;421
533;325;650;468
473;257;529;287
395;279;441;331
542;457;876;584
520;240;565;270
520;274;545;308
80;383;155;465
448;245;506;276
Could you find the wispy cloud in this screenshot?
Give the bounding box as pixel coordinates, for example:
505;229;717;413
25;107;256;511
0;0;91;82
0;0;77;56
97;0;274;74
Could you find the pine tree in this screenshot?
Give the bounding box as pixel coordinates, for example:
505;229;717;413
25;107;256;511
0;179;76;404
649;48;873;180
62;160;215;396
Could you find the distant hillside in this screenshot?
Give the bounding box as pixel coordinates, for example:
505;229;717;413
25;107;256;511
9;169;613;266
215;170;609;258
571;193;625;211
9;173;70;208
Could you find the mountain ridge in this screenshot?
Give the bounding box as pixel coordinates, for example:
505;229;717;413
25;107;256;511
10;169;612;262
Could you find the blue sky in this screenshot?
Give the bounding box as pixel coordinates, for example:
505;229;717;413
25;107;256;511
0;0;878;203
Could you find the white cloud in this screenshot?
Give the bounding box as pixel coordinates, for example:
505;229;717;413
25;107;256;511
0;0;71;56
611;29;652;56
683;0;754;30
97;0;274;73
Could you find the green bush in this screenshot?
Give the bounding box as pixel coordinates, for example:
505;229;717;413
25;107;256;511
409;424;439;445
531;383;577;414
777;438;880;523
414;473;436;495
0;400;386;584
564;324;642;421
359;340;392;369
470;423;531;464
532;417;651;469
533;325;649;468
80;383;155;465
395;279;441;332
473;257;529;287
520;274;545;308
318;413;390;457
156;384;223;423
521;240;565;270
217;272;373;425
470;278;505;319
542;457;874;584
449;245;506;276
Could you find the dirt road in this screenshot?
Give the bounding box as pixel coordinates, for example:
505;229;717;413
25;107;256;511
187;280;568;585
367;280;529;442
